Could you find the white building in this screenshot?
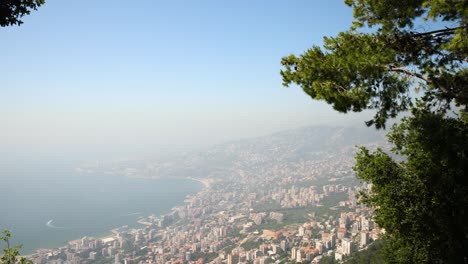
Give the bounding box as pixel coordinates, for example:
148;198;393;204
360;231;369;247
342;238;352;255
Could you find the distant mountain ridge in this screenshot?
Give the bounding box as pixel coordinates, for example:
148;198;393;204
196;126;386;166
215;125;385;154
78;125;388;180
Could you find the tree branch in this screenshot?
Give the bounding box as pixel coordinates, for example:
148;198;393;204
387;66;431;84
411;26;466;38
387;66;456;98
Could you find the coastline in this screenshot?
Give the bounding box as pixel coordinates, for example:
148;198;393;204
24;175;208;257
186;177;212;189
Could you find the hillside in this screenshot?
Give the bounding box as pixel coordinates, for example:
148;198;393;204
78;125;388;181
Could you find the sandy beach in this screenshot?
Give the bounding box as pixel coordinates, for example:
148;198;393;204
187;177;212;188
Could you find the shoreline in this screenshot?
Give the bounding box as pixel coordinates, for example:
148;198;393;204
186;177;211;189
24;174;209;257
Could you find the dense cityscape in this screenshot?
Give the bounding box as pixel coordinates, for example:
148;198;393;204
26;127;388;264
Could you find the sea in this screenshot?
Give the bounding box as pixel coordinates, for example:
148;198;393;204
0;156;202;254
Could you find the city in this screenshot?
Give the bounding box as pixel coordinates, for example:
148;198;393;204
27;127;388;264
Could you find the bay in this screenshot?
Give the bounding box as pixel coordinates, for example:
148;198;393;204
0;158;202;254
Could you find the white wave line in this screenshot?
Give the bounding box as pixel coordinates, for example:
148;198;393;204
121;212;143;217
46;219;65;229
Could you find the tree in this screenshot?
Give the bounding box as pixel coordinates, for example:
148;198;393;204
281;1;467;263
354;106;468;263
0;0;45;27
319;255;338;264
1;230;32;264
281;0;466;129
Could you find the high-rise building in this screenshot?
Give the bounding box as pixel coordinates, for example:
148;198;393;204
291;247;297;260
114;253;121;264
338;228;346;239
89;252;97;260
259;256;267;264
316;241;323;254
322;232;330;243
342;238;352;255
361;216;370;231
360;231;369;247
280;240;287;252
296;249;303;263
339;217;347;228
272;244;279;254
245;251;251;261
260;244;268;254
298;226;305;236
108;247;114;257
148;229;155;240
81;237;88;248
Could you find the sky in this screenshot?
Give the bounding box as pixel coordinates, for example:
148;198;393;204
1;0;375;160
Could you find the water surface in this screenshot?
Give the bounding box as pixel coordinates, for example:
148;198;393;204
0;158;201;254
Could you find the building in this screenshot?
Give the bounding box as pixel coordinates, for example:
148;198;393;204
114;253;121;264
360;231;369;247
291;247;297;260
89;252;97;260
337;228;346;239
342;238;352;256
296;249;303;263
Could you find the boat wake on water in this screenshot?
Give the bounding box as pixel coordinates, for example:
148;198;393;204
121;212;143;217
46;219;65;229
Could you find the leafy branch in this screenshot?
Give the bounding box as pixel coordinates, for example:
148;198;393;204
1;230;32;264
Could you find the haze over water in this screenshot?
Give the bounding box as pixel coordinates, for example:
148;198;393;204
0;157;202;254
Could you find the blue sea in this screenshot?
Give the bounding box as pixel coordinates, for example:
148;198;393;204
0;157;202;254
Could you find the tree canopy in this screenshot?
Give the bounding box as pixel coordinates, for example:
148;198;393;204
281;0;467;263
0;0;45;27
355;105;468;263
281;0;467;129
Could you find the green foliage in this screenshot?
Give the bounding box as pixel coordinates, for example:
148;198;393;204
320;255;338;264
1;230;32;264
344;239;385;264
190;251;218;262
253;200;282;212
354;105;468;263
280;0;468;263
0;0;45;27
281;1;467;129
319;192;348;208
281;31;409;129
240;238;263;251
345;0;467;31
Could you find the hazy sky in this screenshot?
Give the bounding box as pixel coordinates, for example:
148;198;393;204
1;0;374;159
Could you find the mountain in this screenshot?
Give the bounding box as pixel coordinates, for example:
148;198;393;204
78;126;388;180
